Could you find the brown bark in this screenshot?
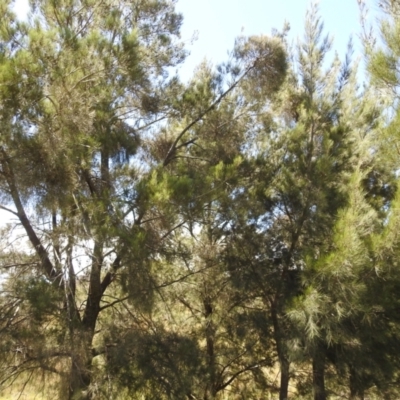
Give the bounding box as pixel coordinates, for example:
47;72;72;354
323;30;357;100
271;299;291;400
68;241;106;399
312;346;327;400
204;296;217;400
69;346;92;400
349;366;364;400
1;151;61;283
82;241;103;334
279;358;290;400
67;253;118;400
0;152;95;399
68;149;116;399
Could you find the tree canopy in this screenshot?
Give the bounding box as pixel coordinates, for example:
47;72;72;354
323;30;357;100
0;1;400;400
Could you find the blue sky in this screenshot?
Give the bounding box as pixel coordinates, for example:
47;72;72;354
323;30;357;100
13;0;379;80
174;0;379;80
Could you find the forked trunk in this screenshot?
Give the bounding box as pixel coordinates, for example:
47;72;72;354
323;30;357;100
68;242;104;400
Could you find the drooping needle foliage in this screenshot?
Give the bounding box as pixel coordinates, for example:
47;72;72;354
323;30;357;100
0;1;400;399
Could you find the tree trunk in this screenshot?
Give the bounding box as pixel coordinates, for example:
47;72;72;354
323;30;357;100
68;241;105;399
279;357;290;400
67;313;100;399
270;299;290;400
69;343;92;400
349;366;364;400
204;296;217;400
312;346;326;400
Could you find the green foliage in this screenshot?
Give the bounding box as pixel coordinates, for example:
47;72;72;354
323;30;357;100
106;328;202;399
3;1;400;399
21;278;62;322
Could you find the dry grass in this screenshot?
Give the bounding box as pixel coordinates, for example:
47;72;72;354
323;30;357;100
0;373;60;400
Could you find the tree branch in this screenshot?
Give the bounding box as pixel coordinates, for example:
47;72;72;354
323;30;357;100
163;63;256;166
0;148;60;283
0;204;19;217
217;358;270;392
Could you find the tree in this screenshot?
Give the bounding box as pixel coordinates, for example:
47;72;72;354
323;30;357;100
0;0;185;398
0;1;288;399
224;5;372;399
102;35;287;398
4;1;400;398
282;1;400;398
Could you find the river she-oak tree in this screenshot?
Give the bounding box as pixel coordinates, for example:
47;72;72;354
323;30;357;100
1;1;400;399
